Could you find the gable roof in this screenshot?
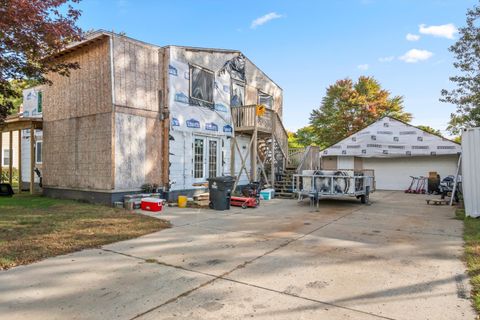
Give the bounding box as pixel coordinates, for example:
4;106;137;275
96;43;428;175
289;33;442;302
322;116;461;158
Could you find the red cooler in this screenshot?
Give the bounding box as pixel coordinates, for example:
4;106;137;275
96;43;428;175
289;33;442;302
141;198;163;212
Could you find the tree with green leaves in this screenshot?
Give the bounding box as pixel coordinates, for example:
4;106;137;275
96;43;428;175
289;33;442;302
0;0;83;122
441;3;480;134
417;125;442;136
288;126;318;148
309;76;412;148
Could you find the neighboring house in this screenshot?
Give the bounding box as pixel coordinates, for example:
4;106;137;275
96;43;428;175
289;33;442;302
38;30;287;203
320;116;461;190
21;87;43;189
0;87;43;189
1;132;19;169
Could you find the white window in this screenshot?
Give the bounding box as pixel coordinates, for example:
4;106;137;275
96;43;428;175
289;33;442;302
2;149;9;166
190;65;214;105
193;136;220;181
258;91;273;109
35;141;42;164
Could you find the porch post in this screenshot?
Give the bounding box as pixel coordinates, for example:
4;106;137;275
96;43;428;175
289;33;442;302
271;117;276;187
251;114;258;182
18;130;22;193
8;131;13;185
30;123;34;194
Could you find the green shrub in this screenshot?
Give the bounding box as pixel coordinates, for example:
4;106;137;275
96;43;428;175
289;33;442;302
1;167;19;184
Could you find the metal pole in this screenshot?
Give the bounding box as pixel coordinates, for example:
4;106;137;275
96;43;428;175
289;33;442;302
450;154;462;206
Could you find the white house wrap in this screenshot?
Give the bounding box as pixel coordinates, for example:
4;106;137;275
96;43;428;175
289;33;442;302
322;117;461;157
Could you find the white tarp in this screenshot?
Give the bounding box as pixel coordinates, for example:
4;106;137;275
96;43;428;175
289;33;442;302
322;117;461;158
462;127;480;218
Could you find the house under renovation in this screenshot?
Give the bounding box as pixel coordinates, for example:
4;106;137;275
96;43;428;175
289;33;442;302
320;116;462;190
23;30;290;203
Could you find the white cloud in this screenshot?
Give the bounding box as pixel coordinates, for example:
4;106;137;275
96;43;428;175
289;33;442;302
378;56;395;63
251;12;284;29
419;23;458;39
399;49;433;63
406;33;420;41
357;64;369;71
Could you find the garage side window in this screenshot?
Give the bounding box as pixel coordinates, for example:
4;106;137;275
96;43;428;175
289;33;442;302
190;65;214;105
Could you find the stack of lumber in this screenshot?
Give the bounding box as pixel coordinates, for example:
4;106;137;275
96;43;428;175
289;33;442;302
193;193;210;207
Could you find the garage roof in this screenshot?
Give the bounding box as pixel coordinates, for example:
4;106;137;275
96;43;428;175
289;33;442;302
322;116;461;158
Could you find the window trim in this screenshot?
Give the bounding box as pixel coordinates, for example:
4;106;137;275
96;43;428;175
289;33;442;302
2;149;10;166
189;64;215;105
230;79;245;107
257;90;273;109
35;140;43;164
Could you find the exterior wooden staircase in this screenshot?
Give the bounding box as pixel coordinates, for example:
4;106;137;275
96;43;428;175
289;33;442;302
274;166;297;199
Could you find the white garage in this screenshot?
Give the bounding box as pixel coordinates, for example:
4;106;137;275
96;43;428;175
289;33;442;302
321;117;461;191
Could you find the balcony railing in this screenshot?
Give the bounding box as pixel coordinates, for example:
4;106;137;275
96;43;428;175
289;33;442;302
231;105;288;160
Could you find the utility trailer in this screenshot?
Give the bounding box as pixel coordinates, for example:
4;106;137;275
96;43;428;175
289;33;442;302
293;170;375;209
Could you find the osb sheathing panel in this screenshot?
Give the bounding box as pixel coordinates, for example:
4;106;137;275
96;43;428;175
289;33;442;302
113;108;163;189
43;38;112;122
145;117;163;184
112;36;160;111
42;113;113;190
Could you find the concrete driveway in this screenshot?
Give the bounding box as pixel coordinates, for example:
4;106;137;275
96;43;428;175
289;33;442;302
0;191;475;319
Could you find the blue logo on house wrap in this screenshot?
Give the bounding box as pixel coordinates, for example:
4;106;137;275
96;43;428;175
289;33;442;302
223;125;233;133
186;119;200;128
184;71;189;80
169;65;178;76
223;85;230;93
214;103;228;112
171;118;180;126
205;123;218;131
174;92;189;104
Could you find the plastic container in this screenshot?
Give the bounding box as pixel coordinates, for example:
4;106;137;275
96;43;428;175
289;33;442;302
260;188;275;200
178;195;188;208
141;198;163;212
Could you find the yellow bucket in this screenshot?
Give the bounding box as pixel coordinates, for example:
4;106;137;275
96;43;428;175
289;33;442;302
178;195;188;208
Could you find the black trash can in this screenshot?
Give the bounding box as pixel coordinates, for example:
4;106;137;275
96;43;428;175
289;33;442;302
207;176;234;210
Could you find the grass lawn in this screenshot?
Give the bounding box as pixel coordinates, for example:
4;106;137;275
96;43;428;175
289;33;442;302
457;209;480;316
0;194;170;270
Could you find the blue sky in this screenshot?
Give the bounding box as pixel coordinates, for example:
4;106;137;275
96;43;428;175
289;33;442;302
76;0;476;136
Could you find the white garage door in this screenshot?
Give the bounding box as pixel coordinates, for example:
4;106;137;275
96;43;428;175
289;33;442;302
362;155;459;190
